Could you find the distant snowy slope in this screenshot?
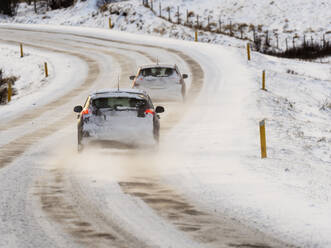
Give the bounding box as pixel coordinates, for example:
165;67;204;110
1;0;330;49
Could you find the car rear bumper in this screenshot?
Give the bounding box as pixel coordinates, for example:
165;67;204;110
135;85;183;101
81;121;155;145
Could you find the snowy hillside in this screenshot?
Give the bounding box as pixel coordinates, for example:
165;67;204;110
1;0;331;49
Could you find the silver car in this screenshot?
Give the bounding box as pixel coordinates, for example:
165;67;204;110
130;64;188;101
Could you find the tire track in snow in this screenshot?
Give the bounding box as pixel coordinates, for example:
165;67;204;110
35;166;150;248
118;177;294;248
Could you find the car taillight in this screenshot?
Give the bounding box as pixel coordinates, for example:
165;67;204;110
82;108;89;115
145;109;155;116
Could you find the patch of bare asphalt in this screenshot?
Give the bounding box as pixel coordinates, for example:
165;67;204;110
119;177;295;248
35;168;118;248
35;161;154;248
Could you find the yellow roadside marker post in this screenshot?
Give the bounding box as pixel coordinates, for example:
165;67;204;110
109;17;112;29
195;30;198;42
262;70;266;90
7;82;12;102
247;43;251;61
44;62;48;77
20;43;23;58
259;120;267;158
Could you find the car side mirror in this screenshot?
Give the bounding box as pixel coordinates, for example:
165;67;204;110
129;75;135;80
182;74;188;79
73;105;83;113
155;106;165;113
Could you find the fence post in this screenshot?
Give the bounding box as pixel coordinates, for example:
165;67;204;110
44;62;48;77
159;2;161;17
195;30;198;42
259;120;267;159
7;82;12;102
247;43;251;61
262;70;266;90
285;38;288;51
20;43;23;58
167;7;171;21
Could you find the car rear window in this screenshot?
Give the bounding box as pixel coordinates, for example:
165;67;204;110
140;67;176;77
92;97;147;109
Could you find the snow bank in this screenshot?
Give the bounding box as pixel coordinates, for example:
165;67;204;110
0;41;87;121
0;44;48;102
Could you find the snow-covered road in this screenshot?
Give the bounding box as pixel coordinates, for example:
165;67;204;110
0;24;329;248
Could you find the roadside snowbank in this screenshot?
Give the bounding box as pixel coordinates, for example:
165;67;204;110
0;42;87;121
0;44;47;101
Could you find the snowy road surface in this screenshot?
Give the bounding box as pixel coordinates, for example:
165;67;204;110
0;24;328;248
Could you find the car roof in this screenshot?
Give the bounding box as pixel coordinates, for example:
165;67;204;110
139;64;175;70
90;88;149;99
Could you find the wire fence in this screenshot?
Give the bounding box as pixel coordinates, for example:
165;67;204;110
142;0;331;59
